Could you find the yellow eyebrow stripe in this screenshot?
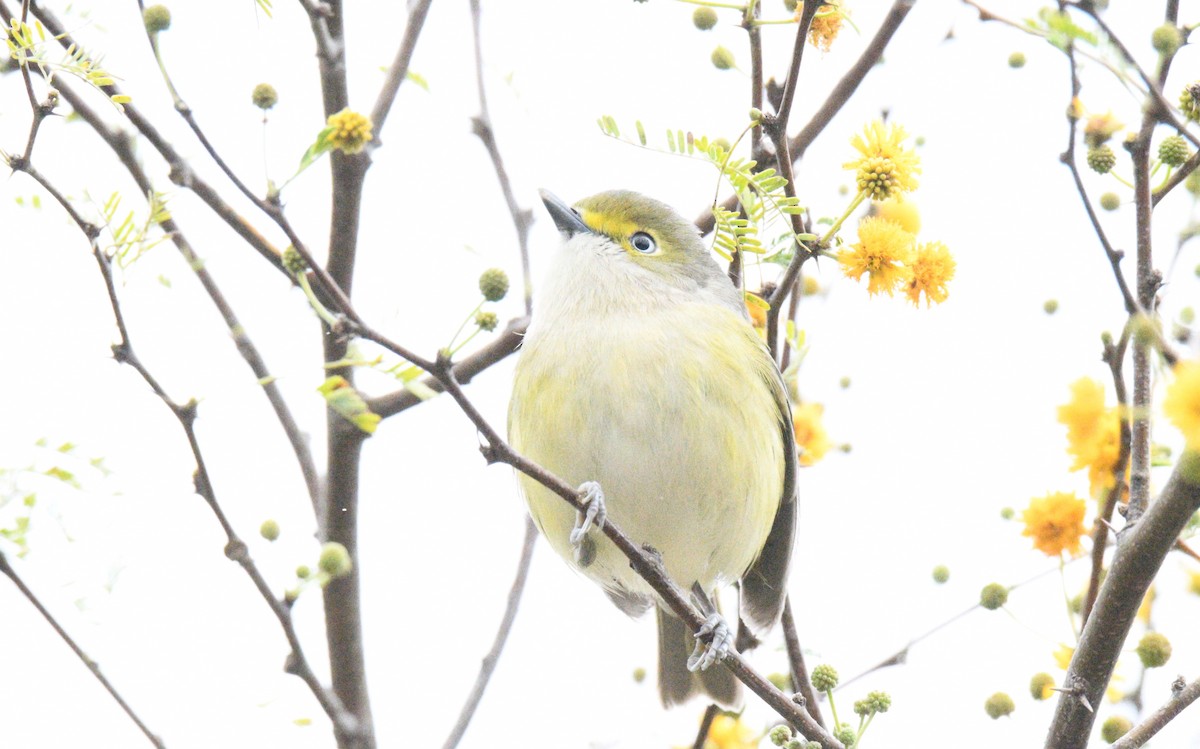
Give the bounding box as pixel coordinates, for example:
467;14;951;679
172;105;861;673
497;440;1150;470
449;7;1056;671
579;209;639;241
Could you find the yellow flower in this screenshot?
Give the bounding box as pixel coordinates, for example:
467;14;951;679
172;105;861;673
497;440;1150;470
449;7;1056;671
703;714;756;749
905;241;955;307
806;3;846;52
1057;377;1123;498
1164;360;1200;452
1188;569;1200;596
744;293;767;336
1137;585;1155;624
326;108;373;154
874;195;921;234
1084;110;1123;148
837;217;914;296
792;402;831;466
1021;491;1087;557
844;121;921;200
1053;644;1075;670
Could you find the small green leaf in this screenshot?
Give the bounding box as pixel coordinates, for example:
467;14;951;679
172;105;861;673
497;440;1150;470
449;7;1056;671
405;70;429;91
317;376;380;435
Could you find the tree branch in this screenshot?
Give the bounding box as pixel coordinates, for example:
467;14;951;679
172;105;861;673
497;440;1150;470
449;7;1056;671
1110;676;1200;749
369;0;435;139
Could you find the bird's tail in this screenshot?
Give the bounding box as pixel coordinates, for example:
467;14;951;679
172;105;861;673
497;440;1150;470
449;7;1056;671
656;607;741;708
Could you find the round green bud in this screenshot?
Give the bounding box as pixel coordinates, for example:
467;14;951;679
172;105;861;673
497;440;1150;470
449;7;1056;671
838;184;850;196
834;724;856;747
804;743;821;749
1087;145;1117;174
475;310;499;332
1099;192;1121;211
259;519;280;541
282;246;308;275
711;46;736;71
749;107;763;123
984;692;1015;719
1069;592;1084;614
810;663;839;692
284;587;300;603
853;699;871;717
1195;262;1200;277
1136;631;1172;668
1181;306;1195;324
632;666;646;683
1158;134;1190;167
143;4;171;33
318;541;353;578
1043;299;1059;315
839;376;851;389
1130;314;1159;347
252;83;278;111
1008;52;1026;69
296;564;312;579
478;267;509;302
1151;24;1183;56
866;690;892;713
783;0;799;11
1101;715;1132;743
1000;506;1015;520
1179;82;1200;123
932;564;950;584
1030;672;1055;700
915;135;926;147
1101;330;1115;347
693;6;718;31
980;582;1009;610
768;672;791;692
768;724;793;746
712;137;732;153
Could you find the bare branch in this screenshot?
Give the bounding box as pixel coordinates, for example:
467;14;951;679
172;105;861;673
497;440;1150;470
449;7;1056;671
369;0;435;138
1111;676;1200;749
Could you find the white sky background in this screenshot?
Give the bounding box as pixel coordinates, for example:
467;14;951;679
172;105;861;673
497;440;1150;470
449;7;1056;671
1;0;1200;748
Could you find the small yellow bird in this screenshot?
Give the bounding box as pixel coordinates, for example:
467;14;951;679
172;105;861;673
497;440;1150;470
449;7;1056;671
509;189;797;707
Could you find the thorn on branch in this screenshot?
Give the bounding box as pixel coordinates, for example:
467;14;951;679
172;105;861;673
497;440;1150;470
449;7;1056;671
1172;675;1186;695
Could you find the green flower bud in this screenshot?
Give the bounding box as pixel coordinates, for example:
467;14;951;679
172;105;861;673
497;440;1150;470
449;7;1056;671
296;564;312;579
980;582;1009;610
1030;672;1055;700
1151;24;1183;56
1158;134;1190;167
839;376;851;389
1136;631;1172;668
318;541;353;578
1181;306;1195;324
1101;715;1132;743
711;46;736;71
768;725;793;746
712;137;732;153
932;564;950;583
282;246;308;275
867;690;891;713
693;6;718;31
284;587;300;603
259;519;280;541
749;107;763;123
834;724;856;747
1008;52;1026;69
632;667;646;683
984;692;1015;719
768;672;791;692
1099;192;1121;211
1044;299;1059;315
1000;506;1015;520
810;663;838;692
1087;145;1117;174
1069;592;1084;614
475;310;499;332
478;267;509;302
1180;82;1200;123
853;699;871;717
143;4;171;33
783;0;799;11
252;83;279;111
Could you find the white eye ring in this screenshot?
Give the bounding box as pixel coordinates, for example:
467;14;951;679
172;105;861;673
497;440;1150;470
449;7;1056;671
630;232;657;254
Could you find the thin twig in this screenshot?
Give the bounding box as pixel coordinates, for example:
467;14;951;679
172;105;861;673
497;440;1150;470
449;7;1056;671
781;597;823;728
691;704;721;749
369;0;435;139
0;551;166;748
469;0;534;316
440;518;538;749
1110;676;1200;749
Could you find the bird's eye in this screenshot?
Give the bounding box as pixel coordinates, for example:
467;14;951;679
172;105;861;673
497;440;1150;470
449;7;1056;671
630;232;657;254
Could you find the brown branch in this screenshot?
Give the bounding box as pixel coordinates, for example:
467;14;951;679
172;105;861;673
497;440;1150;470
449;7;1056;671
691;704;721;749
0;550;165;748
1043;453;1200;749
369;0;435;139
469;0;534;316
781;597;823;728
8;156;359;743
1110;676;1200;749
440;518;538;749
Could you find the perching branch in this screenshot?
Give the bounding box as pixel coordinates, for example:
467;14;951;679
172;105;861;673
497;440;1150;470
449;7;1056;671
1110;676;1200;749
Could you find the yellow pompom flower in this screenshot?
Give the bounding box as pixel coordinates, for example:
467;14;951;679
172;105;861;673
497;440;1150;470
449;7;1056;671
1057;377;1124;497
874;195;921;234
844;121;921;200
703;714;756;749
792;402;831;466
1083;110;1123;148
1163;360;1200;452
806;3;846;52
1022;491;1087;557
326;108;374;154
837;217;915;296
1188;569;1200;595
1054;644;1075;670
905;241;955;307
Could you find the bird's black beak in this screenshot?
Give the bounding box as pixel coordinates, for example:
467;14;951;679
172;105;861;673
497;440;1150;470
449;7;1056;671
539;189;593;237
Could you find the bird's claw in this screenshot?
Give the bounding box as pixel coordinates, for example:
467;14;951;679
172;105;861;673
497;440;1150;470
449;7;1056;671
569;480;606;546
687;613;733;672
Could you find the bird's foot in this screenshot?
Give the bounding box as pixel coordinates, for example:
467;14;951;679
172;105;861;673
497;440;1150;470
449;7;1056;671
687;583;732;672
570;481;606;567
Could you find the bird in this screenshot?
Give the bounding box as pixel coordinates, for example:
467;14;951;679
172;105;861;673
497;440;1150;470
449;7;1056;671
508;189;797;707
